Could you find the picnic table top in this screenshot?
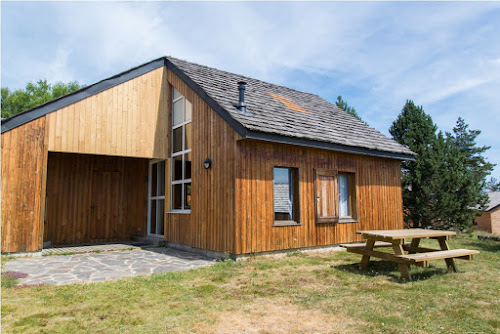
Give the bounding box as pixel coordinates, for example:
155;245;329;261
356;228;456;240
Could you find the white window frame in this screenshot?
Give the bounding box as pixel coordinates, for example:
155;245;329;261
148;159;166;236
170;89;192;213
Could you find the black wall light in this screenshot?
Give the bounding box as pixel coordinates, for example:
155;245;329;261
204;158;212;169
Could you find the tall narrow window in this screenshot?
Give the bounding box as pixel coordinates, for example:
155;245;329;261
171;88;192;211
273;167;300;226
149;160;165;235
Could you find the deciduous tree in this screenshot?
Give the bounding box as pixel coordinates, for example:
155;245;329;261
1;80;84;118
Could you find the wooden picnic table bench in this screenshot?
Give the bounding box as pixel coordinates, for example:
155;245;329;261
340;229;479;281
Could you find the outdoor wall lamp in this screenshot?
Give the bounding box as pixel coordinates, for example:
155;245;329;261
204;158;212;169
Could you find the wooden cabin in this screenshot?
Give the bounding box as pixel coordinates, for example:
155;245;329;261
1;57;415;255
475;192;500;235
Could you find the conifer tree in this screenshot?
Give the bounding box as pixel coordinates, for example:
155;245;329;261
433;118;494;232
389;100;440;228
335;96;363;122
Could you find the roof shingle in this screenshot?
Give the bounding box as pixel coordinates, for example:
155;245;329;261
167;56;414;158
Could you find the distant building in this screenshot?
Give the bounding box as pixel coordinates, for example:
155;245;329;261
475;192;500;235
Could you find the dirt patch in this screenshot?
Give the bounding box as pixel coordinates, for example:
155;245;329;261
212;298;362;334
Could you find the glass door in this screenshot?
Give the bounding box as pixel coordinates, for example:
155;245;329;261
148;160;165;236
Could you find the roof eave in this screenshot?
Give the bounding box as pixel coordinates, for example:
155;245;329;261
243;130;416;161
1;58;167;134
165;58;248;138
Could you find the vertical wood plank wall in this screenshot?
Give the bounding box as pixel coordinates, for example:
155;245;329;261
234;140;404;254
475;209;500;234
164;71;238;253
46;67;169;159
44;152;148;245
1;117;47;252
475;212;492;233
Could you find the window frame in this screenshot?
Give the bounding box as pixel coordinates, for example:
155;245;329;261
148;159;166;236
272;165;301;227
314;168;358;224
170;88;192;213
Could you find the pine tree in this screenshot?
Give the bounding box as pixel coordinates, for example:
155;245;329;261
485;177;500;192
335;96;363;122
389;100;441;228
433;118;494;232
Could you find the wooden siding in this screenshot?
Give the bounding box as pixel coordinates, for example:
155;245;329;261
164;70;239;253
234;140;404;254
475;208;500;235
46;67;169;159
1;117;47;253
44;152;148;245
475;211;492;233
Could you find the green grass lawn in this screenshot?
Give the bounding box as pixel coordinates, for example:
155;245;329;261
2;234;499;333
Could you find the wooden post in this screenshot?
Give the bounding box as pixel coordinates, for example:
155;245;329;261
392;243;412;281
408;238;421;254
360;239;375;269
437;237;457;273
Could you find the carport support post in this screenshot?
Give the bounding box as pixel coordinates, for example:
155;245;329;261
38;141;49;250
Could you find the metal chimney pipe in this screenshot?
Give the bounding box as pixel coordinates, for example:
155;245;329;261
237;81;247;113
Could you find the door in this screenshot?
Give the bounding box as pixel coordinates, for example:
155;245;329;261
314;169;338;223
148;160;165;236
89;170;121;240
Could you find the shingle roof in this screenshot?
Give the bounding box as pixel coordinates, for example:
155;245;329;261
2;56;414;159
167;56;414;159
485;192;500;211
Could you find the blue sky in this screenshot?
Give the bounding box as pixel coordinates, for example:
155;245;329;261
2;1;500;180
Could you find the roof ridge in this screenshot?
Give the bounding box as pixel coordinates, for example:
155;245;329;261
166;56;330;101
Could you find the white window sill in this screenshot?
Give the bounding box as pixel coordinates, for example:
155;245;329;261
167;210;191;214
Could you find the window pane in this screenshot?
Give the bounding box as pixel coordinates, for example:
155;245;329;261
173;127;183;153
173;156;183;181
185;152;192;180
185;123;192;150
157;199;165;235
339;174;350;217
185;100;193;122
184;183;191;209
157;161;165;196
150;200;156;234
173;88;182;100
151;163;157;197
172;184;182;210
173;99;184;126
274;168;292;221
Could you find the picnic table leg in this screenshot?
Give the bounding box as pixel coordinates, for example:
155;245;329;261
408;238;421;254
437;237;457;273
360;239;375;270
392;243;412;281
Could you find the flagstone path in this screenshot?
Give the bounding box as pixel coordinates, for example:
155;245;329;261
2;248;214;286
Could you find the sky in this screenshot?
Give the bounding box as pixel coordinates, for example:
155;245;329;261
2;1;500;180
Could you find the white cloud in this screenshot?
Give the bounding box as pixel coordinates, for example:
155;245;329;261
2;1;500;177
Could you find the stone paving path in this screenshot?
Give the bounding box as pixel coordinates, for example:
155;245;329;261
2;248;214;286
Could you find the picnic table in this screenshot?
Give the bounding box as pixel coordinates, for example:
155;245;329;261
340;229;479;281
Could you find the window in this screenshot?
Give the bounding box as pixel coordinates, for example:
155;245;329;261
273;167;300;226
148;160;165;236
314;169;357;223
171;88;192;211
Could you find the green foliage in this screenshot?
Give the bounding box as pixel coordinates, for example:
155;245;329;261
433;118;494;232
485;177;500;192
389;100;441;228
390;102;494;232
1;80;84;119
335;95;364;122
